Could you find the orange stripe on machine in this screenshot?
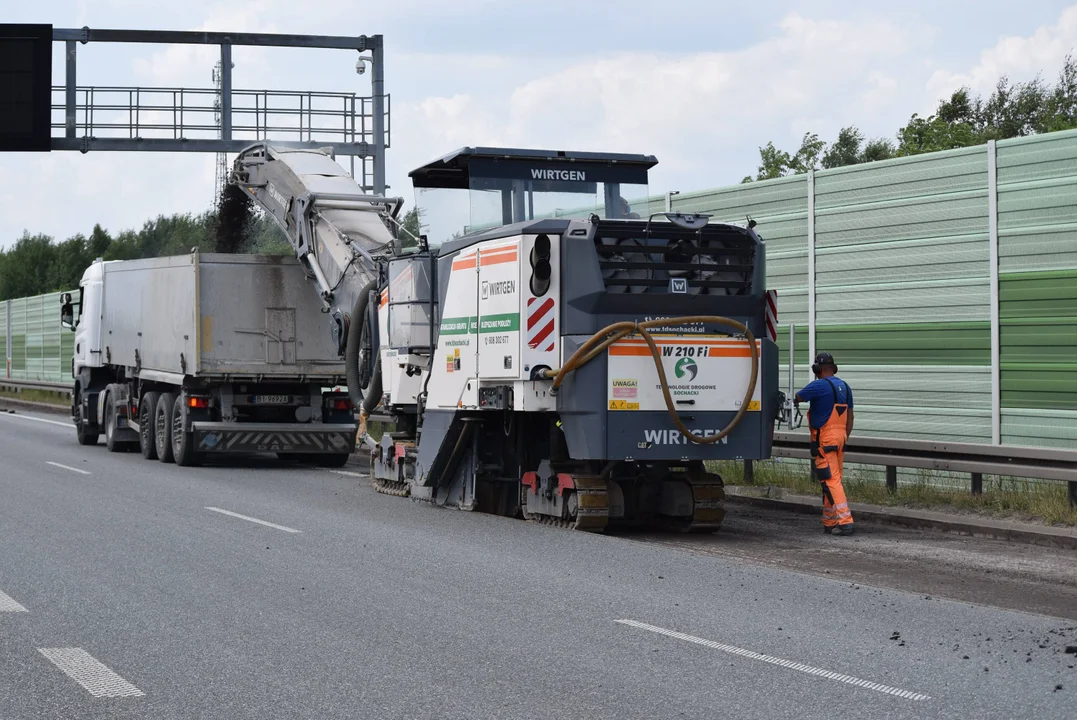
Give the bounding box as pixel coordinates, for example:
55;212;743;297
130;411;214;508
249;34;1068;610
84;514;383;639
609;346;754;357
479;251;519;266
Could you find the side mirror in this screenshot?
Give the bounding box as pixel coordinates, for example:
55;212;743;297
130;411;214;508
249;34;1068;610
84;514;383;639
60;293;75;330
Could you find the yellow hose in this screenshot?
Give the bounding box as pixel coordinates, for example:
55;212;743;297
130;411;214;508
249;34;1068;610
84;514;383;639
545;316;759;445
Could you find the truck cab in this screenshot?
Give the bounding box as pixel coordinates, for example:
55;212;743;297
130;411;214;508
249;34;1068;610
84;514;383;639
60;259;107;444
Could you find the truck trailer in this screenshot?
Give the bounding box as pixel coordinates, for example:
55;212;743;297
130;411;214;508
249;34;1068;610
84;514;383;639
61;253;358;466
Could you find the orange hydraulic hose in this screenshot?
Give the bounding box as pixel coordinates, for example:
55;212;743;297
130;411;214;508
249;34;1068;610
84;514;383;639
544;316;759;445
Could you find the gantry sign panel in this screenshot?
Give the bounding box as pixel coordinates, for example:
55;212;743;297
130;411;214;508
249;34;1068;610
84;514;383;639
0;24;52;152
0;24;387;193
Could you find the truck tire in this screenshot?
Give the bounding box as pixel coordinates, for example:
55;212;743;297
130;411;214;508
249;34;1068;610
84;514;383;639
155;393;176;464
139;391;160;460
171;399;202;467
74;396;98;446
104;395;123;453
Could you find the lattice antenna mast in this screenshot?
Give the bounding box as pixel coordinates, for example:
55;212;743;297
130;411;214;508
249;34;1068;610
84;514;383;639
211;61;228;203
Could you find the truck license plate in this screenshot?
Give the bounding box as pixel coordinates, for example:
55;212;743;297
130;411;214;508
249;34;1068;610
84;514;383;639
252;395;291;404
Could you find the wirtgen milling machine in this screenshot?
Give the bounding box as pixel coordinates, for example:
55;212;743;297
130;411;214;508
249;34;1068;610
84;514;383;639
230;145;783;532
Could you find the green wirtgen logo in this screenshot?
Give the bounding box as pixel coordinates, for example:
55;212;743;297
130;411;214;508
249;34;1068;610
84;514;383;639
674;357;698;382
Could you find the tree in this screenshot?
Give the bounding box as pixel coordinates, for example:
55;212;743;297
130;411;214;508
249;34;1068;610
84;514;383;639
860;138;896;163
87;224;112;259
1042;55;1077;132
743;55;1077;177
50;234;94;292
742;133;824;182
821;126;864;169
401;207;422;239
102;230;141;262
0;233;58;300
895;112;980;156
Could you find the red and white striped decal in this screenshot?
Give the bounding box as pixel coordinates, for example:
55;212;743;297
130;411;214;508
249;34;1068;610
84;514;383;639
526;297;556;351
765;290;778;342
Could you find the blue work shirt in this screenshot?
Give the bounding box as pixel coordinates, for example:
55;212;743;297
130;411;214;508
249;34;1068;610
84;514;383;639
798;376;854;429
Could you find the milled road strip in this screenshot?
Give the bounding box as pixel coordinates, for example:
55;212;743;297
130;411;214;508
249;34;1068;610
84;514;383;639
46;461;91;475
205;507;302;533
0;589;28;612
0;412;71;428
616;619;932;702
37;648;144;698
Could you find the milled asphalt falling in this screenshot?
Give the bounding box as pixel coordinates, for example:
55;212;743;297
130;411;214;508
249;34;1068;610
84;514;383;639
0;408;1074;719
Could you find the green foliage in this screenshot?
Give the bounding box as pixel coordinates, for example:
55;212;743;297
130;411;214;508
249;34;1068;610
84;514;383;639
0;206;294;301
746;54;1077;178
401;207;422;239
712;459;1077;527
742;133;825;182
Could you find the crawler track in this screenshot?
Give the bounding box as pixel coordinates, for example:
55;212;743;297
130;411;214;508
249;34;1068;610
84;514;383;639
521;472;726;534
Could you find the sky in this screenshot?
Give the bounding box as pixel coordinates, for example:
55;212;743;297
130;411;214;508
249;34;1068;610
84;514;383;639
3;0;1077;247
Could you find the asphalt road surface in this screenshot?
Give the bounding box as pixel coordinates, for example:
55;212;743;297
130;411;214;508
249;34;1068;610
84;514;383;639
1;408;1075;719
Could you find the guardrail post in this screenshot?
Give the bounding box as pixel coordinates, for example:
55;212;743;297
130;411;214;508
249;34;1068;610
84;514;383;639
1069;481;1077;510
886;466;897;494
971;473;983;496
743;459;754;484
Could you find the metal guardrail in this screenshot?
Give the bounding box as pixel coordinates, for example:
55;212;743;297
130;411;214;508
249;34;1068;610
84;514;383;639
5;378;1074;506
0;379;71;395
767;430;1077;507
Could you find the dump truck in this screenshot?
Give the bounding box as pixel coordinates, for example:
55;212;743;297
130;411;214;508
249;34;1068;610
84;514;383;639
61;253;358;466
226;144;785;531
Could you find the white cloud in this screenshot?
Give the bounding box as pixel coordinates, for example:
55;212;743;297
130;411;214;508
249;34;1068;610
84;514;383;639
925;5;1077;102
387;11;929;194
5;2;1077;249
132;1;284;87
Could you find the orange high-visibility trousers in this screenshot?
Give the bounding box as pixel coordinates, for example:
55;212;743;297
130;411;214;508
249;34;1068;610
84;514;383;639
809;405;854;529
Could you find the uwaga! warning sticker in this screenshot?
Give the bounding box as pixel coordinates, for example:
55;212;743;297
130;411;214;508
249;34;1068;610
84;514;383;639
611;378;637;399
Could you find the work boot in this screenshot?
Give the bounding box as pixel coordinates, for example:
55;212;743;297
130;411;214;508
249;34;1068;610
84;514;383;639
823;526;835;534
833;524;855;536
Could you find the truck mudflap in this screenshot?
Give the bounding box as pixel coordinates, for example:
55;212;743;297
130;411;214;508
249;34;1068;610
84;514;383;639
190;422;356;454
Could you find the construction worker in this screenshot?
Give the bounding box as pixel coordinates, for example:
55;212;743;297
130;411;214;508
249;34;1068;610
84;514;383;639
794;352;855;536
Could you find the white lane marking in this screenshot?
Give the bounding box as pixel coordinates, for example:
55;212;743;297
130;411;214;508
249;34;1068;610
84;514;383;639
37;648;144;698
0;412;71;428
616;619;932;702
46;461;91;476
205;507;302;534
0;589;28;612
330;470;364;478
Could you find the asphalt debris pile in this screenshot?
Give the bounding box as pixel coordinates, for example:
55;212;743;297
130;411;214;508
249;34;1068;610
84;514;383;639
215;182;254;253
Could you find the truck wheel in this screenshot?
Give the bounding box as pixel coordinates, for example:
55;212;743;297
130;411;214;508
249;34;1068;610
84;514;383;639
171;399;202;467
316;453;351;468
139;391;160;460
74;400;98;446
155;393;176;464
104;396;123;453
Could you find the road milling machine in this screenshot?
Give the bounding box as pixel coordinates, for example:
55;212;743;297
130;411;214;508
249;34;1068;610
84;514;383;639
229;144;782;532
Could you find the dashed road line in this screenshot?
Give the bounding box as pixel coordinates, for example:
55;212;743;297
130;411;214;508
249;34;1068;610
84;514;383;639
37;648;144;698
0;413;71;428
0;589;28;612
330;470;364;478
616;619;932;701
205;507;302;533
46;461;91;475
